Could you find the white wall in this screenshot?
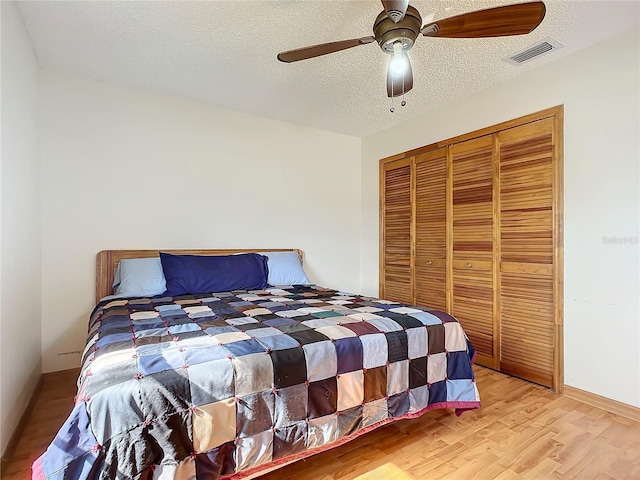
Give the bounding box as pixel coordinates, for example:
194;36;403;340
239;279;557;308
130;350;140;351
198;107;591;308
0;1;42;455
39;69;362;372
361;29;640;407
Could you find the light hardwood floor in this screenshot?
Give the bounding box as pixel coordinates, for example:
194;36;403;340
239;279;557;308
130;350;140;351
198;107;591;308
3;367;639;479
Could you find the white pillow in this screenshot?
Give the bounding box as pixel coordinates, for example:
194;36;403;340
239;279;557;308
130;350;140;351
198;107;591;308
112;257;166;297
260;251;311;286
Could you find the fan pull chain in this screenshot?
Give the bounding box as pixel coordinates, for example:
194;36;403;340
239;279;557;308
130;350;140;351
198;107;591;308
389;70;407;112
390;73;395;113
401;70;407;107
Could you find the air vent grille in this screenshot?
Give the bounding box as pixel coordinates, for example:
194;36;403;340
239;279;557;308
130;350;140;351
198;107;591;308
505;37;563;65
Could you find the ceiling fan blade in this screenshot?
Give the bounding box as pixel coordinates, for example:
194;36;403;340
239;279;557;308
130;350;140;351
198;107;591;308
421;1;546;38
387;53;413;98
381;0;410;23
277;36;375;63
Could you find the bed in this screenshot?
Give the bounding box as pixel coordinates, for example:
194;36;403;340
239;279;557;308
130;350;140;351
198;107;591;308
33;249;480;480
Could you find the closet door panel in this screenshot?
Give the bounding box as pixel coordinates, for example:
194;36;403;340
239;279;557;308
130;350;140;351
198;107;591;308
452;266;494;358
451;138;493;263
414;148;447;311
500;272;553;385
381;158;413;304
498;118;555;387
450;136;495;366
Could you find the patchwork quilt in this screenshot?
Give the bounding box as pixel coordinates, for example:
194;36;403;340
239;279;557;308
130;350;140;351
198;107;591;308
33;285;480;480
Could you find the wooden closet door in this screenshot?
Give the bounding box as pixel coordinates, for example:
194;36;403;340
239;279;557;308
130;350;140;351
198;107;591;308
498;118;556;387
380;158;413;304
414;149;447;311
450;135;496;368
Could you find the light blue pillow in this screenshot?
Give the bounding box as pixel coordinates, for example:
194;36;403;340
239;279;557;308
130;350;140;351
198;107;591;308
261;251;311;286
112;257;166;297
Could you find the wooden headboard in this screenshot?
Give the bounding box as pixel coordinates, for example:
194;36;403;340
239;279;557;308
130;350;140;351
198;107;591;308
96;249;304;303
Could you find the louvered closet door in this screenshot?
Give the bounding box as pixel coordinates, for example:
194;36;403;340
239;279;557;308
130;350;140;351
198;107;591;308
414;149;447;311
381;158;413;304
498;118;556;387
451;135;496;368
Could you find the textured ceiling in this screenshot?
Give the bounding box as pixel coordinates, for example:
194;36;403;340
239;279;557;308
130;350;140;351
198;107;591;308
18;0;639;138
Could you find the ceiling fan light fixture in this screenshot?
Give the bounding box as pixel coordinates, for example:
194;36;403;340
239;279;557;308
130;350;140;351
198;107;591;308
374;5;422;54
389;43;410;75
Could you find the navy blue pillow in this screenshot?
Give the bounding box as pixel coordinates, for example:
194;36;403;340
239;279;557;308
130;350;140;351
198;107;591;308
159;252;269;296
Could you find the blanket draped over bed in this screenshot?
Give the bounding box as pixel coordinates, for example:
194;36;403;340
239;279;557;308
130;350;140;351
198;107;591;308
33;285;480;480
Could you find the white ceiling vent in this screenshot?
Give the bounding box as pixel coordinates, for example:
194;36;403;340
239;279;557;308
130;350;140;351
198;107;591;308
505;37;563;65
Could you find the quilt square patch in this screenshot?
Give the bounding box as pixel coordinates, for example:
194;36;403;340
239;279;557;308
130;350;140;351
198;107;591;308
386;360;409;397
360;333;388;369
409;385;429;413
236;391;275;438
409;311;443;326
445;322;468;352
188;358;235;406
334;337;363;374
273;421;308;460
226;316;260;326
271;348;307;389
301;318;340;329
428;380;447;405
263;318;297;328
364;366;387;403
288;328;330;346
85;360;137;398
388;391;410;418
409;355;428;389
138;346;184;375
315;325;357;340
235;430;273;472
406;327;427;359
308;377;338;419
342;321;381;336
255;334;301;351
389;307;422;314
136;368;191;420
223;339;267;357
366;317;404;333
386;331;409;363
447;351;474;380
446;379;478;402
303;341;337;382
427;352;447;384
337;370;364;411
427;324;446;354
183;342;227;366
212;331;252;345
192;398;236;453
87;381;145;445
380;312;424;329
306;414;339;449
362;398;388;427
337;405;363;438
274;383;308;428
245;326;283;338
232;353;273;397
194;442;235;477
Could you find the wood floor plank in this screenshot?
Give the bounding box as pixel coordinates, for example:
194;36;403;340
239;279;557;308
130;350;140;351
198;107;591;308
2;366;639;479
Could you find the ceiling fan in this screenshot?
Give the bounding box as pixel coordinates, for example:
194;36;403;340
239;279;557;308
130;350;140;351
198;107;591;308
277;1;546;104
